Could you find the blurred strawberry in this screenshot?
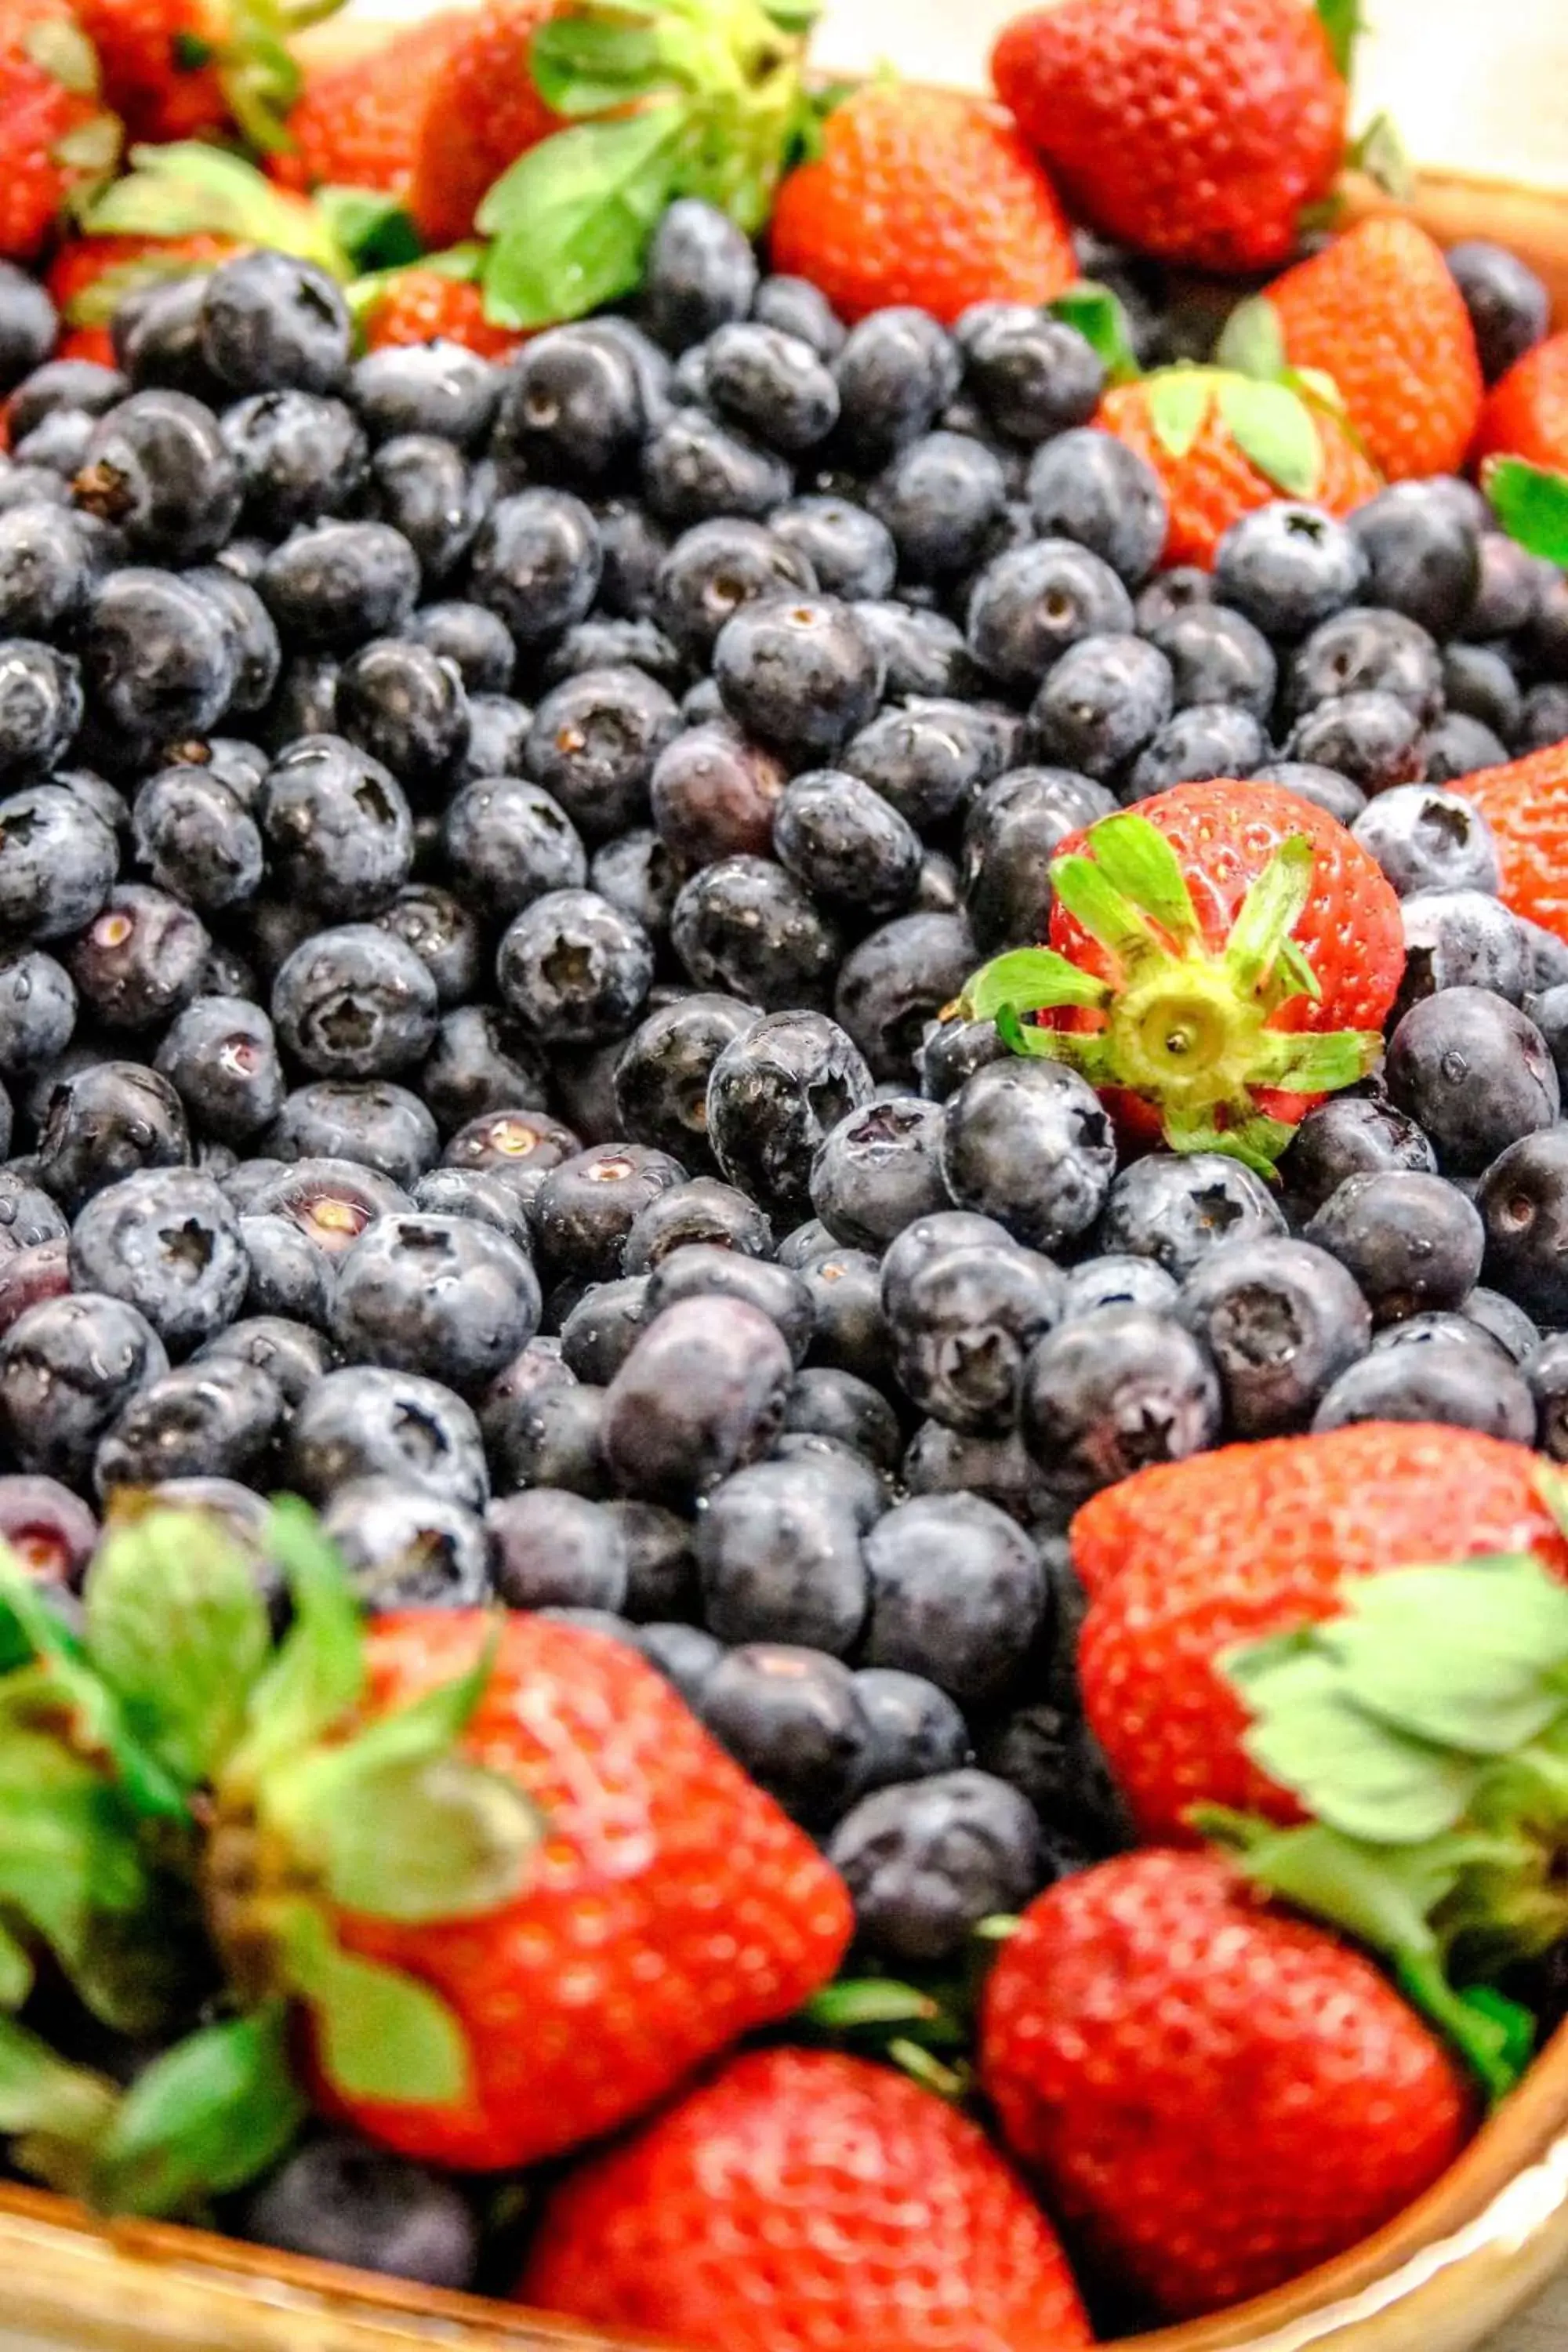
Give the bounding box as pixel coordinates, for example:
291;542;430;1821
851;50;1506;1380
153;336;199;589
270;11;464;199
992;0;1347;273
358;267;524;359
405;0;563;249
47;227;236;324
75;0;336;147
0;0;121;265
770;84;1076;328
1474;329;1568;474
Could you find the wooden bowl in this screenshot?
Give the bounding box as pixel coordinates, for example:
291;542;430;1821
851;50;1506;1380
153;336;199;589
3;31;1568;2351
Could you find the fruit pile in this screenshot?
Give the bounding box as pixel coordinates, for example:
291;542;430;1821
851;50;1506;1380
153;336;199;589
3;0;1568;2342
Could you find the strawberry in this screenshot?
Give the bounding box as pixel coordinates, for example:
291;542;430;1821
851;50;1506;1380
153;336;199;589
769;85;1076;329
991;0;1347;274
1073;1424;1568;1840
54;322;115;362
46;227;236;325
1253;216;1484;481
1473;329;1568;473
405;0;562;251
980;1852;1472;2321
961;782;1403;1175
0;0;121;266
1457;743;1568;942
520;2046;1094;2352
74;0;329;147
269;11;463;198
1095;366;1381;569
358;267;524;361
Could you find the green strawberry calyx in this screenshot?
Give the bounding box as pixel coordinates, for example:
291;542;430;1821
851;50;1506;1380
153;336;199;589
1200;1472;1568;2100
957;811;1383;1178
1140;361;1334;501
477;0;818;331
1484;456;1568;572
0;1498;543;2217
82;142;353;278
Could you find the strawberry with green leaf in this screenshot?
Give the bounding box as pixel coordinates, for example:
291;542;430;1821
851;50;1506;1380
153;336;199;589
0;0;122;267
80;139;352;274
74;0;342;150
960;780;1403;1177
1475;330;1568;482
1095;361;1382;569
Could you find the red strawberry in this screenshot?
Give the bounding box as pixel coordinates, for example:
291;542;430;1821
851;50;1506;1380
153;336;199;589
270;12;464;199
257;1606;852;2171
1095;368;1382;569
1473;330;1568;474
520;2046;1094;2352
962;782;1403;1174
405;0;563;250
46;227;237;325
74;0;322;146
0;0;121;266
1458;742;1568;942
769;84;1076;328
980;1852;1472;2321
358;268;524;361
992;0;1346;274
1261;216;1484;481
1073;1424;1568;1839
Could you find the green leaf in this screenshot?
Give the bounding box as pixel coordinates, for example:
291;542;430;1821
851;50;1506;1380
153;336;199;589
804;1980;941;2030
1048;853;1161;969
1224;835;1316;997
0;1558;188;1823
84;144;347;274
51;118;122;174
0;1921;33;2009
91;2005;305;2219
1221;1112;1301;1175
1396;1948;1526;2101
1047;282;1140;385
1484;457;1568;570
278;1904;470;2107
994;1011;1116;1085
85;1508;270;1790
0;2013;117;2197
1144;368;1214;460
1214;296;1287;383
964;949;1109;1022
760;0;819;25
528;13;666;113
1250;1027;1383;1094
1080;814;1200;944
1275;935;1323;1005
1318;1559;1568;1755
478;105;691;330
23;16;99;93
1315;0;1363;80
316;187;423;272
262;1632;541;1926
229;1498;365;1788
1348;111;1414;201
1215;377;1323;499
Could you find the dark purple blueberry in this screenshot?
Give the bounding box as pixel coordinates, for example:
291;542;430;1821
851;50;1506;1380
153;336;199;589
441;775;586;920
1305;1170;1485;1322
495;887;654;1047
1285;688;1428;793
696;1455;868;1653
1287;605;1443;722
1351;785;1500;898
1098;1151;1286;1279
833;909;976;1083
650;721;785;864
200;252;350;395
287;1363;486;1508
831;307;960;467
1386;987;1559;1175
35;1059;190;1211
272;924;437;1080
672;855;840;1011
1311;1336;1535;1443
601;1293;793;1504
1024;631;1174;780
1347;482;1482;639
260;521;419;650
336;638;470;793
0;1290;168;1480
862;1490;1044;1704
705;1009;872;1228
1446;240;1552;383
259;734;413;917
95;1355;284;1494
221;389;368;529
768;496;893;602
1177;1234;1370;1436
828;1769;1045;1965
966;538;1134;690
267;1080;438;1186
69;884;209;1031
0;1471;96;1585
940;1058;1114;1254
525;664;682;843
1283;1094;1437;1217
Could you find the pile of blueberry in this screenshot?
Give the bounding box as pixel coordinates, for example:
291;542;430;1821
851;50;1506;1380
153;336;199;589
2;200;1568;2179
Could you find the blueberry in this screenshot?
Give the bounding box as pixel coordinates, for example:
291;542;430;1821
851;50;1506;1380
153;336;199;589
0;1173;66;1250
236;2137;479;2291
263;733;416;918
201;252;350;394
609;995;751;1169
70;884;209;1031
130;764;262;913
1287;606;1443;723
1177;1234;1370;1436
622;1618;719;1705
960;768;1113;953
485;1374;611;1498
0;784;115;940
1459;1284;1540;1364
711;595;883;757
543;616;685;695
532;1142;686;1283
74;389;241;565
69;1167;248;1356
0;465;71;516
1305;1170;1484;1321
1479;1129;1568;1323
967;539;1134;690
1058;1253;1178;1322
940;1059;1115;1254
1025;633;1174;780
495;887;653;1046
655;517;815;667
1443;646;1524;747
0;506;94;638
1348;484;1482;639
1019;1303;1221;1502
828;1769;1044;1965
441;775;586;923
854;599;978;700
288;1364;487;1508
862;1491;1044;1704
0;1472;96;1587
768;496;894;601
1446;241;1551;383
404;601;514;696
601;1294;793;1504
455;691;533;781
620;1178;768;1279
1460;538;1541;645
831;307;960;466
1312;1336;1535;1441
249;1157;411;1255
1350;785;1500;899
268;1081;438;1185
487;1487;627;1615
637;201;757;350
1528;1332;1568;1457
782;1365;900;1473
1283;1094;1437;1217
1286;688;1427;793
441;1107;575;1199
869;431;1006;580
641;1240;806;1360
808;1094;950;1252
696;1456;868;1653
375;884;482;1012
0;267;58;394
525;665;681;844
771;767;920;914
0;1291;168;1482
964;316;1105;447
841;697;1010;831
272;924;437;1080
706;1009;872;1226
1098;1151;1287;1279
698;321;838;454
367;434;489;586
351;339;500;448
185;570;281;717
0;642;83;780
889;1234;1064;1436
411;1165;532;1247
1423;713;1509;785
196;1315;329;1409
262;521;420;652
558;1276;648;1385
493;326;647;485
699;1642;870;1828
35;1059;190;1211
1124;706;1271;800
834;909;977;1082
750;271;843;354
96;1355;284;1495
262;651;339;746
9;361;127;442
1386;989;1559;1175
221;390;372;530
1370;1310;1512;1363
1250;757;1367;827
852;1667;971;1789
334;639;470;796
672;855;840;1010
